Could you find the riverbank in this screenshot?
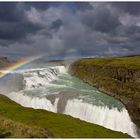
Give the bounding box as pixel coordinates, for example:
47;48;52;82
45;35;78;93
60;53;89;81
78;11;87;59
0;94;130;138
69;56;140;132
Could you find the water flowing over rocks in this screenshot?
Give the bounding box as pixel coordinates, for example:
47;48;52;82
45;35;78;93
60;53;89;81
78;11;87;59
0;63;138;137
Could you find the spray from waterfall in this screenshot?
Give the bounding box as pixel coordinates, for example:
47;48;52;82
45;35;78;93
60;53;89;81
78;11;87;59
0;54;45;79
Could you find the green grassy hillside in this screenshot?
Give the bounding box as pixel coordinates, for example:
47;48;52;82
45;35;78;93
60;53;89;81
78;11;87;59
0;94;130;138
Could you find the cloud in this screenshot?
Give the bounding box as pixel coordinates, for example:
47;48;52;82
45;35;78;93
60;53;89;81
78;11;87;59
0;2;20;22
111;2;140;15
50;19;63;31
0;21;42;41
0;2;140;59
0;3;43;44
84;7;120;33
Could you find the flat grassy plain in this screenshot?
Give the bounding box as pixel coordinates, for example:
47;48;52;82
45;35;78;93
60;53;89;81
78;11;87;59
0;94;130;138
77;56;140;69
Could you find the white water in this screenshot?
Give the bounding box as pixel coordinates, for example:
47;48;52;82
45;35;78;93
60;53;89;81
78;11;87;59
64;99;137;137
0;63;138;138
6;92;59;112
21;66;66;89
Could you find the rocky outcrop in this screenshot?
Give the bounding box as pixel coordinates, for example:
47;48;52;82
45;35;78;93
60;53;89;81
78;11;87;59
69;58;140;129
0;57;14;69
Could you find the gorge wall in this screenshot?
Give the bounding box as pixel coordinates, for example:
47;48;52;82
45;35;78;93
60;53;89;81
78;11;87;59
69;57;140;130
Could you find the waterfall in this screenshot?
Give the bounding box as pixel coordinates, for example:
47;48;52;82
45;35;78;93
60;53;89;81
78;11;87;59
0;64;138;138
64;99;138;138
4;92;138;138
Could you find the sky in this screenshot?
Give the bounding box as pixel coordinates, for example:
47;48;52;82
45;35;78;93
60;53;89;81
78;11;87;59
0;2;140;60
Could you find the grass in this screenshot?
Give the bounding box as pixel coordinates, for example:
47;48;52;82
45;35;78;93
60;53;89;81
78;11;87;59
0;94;130;138
0;115;48;138
77;56;140;69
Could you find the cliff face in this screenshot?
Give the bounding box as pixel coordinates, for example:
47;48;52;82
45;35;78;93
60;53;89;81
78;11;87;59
69;57;140;129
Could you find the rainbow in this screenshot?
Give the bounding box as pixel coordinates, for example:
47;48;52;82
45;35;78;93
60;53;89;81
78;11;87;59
0;55;44;79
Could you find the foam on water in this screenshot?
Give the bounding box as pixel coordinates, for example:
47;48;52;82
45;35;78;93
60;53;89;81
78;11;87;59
0;63;139;138
22;66;66;89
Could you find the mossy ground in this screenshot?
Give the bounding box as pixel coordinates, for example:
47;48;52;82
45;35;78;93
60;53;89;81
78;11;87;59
78;56;140;69
0;94;130;138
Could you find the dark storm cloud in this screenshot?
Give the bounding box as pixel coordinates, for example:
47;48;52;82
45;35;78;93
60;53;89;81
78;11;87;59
22;2;92;12
0;2;20;22
112;2;140;15
0;22;42;40
72;2;93;11
80;7;121;33
50;19;63;31
92;8;121;33
22;2;50;10
0;2;140;59
0;2;43;42
115;25;140;37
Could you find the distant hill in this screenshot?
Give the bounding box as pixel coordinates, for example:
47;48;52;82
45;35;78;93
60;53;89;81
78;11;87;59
0;57;14;68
